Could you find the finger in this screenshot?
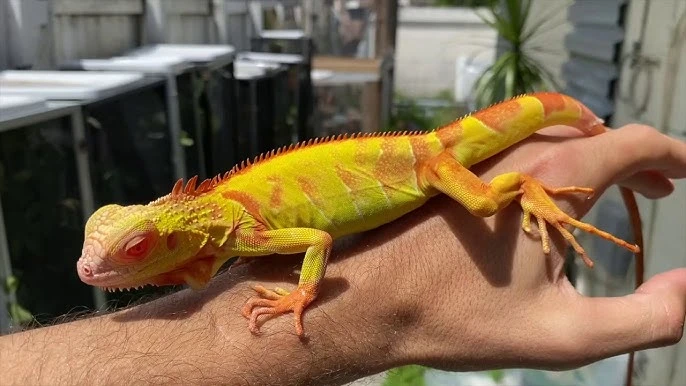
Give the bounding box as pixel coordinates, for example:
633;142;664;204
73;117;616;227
573;125;686;192
618;170;675;199
608;126;686;179
562;268;686;366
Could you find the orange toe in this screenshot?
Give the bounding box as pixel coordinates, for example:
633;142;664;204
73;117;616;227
242;285;316;336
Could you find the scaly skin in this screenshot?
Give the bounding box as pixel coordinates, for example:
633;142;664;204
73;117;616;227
77;92;642;339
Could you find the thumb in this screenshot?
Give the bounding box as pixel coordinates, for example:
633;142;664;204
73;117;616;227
573;268;686;362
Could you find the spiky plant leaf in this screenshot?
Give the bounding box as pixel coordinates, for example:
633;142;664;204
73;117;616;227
471;0;563;108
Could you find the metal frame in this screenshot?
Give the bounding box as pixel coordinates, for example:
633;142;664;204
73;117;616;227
249;31;314;139
0;187;14;334
60;59;195;181
164;72;190;180
187;57;237;176
0;74;170;329
124;44;238;176
0;102;104;333
234;62;273;158
236;51;312;142
234;60;289;158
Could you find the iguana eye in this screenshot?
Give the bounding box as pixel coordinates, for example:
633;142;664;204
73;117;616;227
124;235;152;259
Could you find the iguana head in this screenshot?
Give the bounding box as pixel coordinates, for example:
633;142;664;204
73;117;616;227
77;174;246;291
76;199;222;291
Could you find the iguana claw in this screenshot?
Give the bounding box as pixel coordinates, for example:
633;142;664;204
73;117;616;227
242;285;315;336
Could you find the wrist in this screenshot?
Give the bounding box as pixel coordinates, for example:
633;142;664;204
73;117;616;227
213;260;409;385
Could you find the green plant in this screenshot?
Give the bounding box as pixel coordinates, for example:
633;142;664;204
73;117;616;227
4;275;34;327
472;0;563;108
389;91;467;132
383;365;426;386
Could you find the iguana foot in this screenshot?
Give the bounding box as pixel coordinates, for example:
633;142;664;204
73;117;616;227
242;284;316;336
519;176;639;267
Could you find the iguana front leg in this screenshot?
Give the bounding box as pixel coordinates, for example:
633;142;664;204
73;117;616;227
235;228;332;336
424;152;640;265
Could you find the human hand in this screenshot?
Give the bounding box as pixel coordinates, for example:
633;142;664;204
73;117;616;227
3;125;683;386
234;123;686;377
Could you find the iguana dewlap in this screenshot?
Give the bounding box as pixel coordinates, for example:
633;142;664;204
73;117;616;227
77;92;640;336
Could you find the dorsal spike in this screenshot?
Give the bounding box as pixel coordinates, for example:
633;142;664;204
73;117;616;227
197;178;211;193
210;129;429;181
184;175;198;194
171;178;184;196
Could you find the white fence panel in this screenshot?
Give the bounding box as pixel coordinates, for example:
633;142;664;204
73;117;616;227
53;0;144;62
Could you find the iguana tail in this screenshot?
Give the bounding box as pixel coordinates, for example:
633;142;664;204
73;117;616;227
434;92;606;167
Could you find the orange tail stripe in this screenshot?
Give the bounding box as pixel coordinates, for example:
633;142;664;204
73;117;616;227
470;99;524;132
536;92;568;120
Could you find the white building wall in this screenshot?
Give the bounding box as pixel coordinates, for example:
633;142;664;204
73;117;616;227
394;2;573;101
610;1;686;385
394;6;497;99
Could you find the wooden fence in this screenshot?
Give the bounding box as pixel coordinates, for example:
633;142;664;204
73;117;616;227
0;0;252;70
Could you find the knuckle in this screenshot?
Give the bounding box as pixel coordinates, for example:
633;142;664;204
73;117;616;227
631;124;663;147
622;123;659;137
654;298;685;345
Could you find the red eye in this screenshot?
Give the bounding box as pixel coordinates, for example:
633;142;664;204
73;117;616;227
124;236;152;259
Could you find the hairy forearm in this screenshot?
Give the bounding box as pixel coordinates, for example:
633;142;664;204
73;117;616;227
0;238;409;386
4;124;685;385
2;304;231;384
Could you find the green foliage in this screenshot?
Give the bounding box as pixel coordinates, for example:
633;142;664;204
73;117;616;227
383;365;427;386
4;275;34;326
489;369;506;382
472;0;562;108
389;91;467;132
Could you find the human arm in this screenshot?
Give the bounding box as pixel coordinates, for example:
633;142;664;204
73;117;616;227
2;124;685;385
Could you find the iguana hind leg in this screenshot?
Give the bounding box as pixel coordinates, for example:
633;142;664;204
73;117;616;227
237;228;332;336
425;152;639;266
